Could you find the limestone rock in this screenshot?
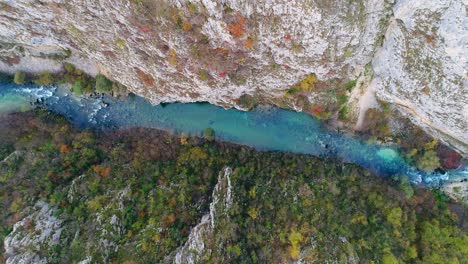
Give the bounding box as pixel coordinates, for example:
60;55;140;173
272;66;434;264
372;0;468;154
0;0;466;153
4;201;63;264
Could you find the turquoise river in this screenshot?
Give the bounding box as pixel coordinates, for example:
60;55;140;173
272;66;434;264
0;83;466;187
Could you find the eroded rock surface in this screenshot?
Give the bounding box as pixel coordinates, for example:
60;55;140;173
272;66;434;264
4;201;63;264
174;167;233;264
372;0;468;153
0;0;466;153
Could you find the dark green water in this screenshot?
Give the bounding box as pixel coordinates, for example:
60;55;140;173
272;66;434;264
0;83;466;186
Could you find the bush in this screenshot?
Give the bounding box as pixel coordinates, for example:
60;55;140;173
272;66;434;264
285;87;300;96
13;71;26;84
397;176;414;199
338;106;348;120
64;63;75;73
299;73;317;91
417;150;440;172
34;71;54;86
82;80;95;94
199;69;208;81
345;80;357;92
238;94;257;110
72;81;83;96
95;74;112;92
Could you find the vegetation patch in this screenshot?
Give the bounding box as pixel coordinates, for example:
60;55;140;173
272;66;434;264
237;94;258;110
13;71;26;85
361;102;460;173
345;79;357;92
33;71;54;86
0;110;465;263
6;63;127;97
95;74;113;92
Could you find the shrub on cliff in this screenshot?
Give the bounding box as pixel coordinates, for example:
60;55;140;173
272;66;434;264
64;62;75;73
72;81;83;96
13;71;26;84
344;80;357;92
238;94;257;110
34;71;54;86
417;150;440;172
299;73;317;91
95;74;112;92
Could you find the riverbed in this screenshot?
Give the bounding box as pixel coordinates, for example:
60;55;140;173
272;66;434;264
0;83;466;187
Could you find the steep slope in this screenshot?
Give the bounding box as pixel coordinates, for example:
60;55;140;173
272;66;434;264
372;0;468;154
1;111;466;263
0;0;466;153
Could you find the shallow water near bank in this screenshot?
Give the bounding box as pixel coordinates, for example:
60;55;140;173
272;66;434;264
0;83;466;186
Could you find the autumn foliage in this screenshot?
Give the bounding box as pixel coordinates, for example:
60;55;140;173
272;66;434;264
136;24;151;33
244;38;254;49
312;106;325;115
59;144;71;154
219;71;227;78
92;165;112;178
439;149;462;169
228;14;247;38
135;68;156;87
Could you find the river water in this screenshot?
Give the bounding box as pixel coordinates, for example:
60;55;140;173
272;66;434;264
0;83;466;186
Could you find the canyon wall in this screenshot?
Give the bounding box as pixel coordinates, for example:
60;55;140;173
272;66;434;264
0;0;466;153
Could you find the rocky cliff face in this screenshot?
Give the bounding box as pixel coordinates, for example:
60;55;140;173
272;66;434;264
0;0;466;153
372;0;468;154
173;167;233;264
4;202;63;264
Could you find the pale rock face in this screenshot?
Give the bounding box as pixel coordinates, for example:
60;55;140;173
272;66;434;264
174;166;233;263
89;187;130;262
0;0;392;104
174;214;211;264
4;201;63;264
442;180;468;203
0;0;466;153
372;0;468;153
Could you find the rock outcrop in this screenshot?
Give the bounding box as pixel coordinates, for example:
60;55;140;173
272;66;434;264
0;0;466;153
372;0;468;154
4;202;63;264
174;167;233;264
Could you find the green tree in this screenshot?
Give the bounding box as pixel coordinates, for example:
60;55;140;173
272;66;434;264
72;80;83;96
13;71;26;84
382;252;399;264
95;74;112;92
397;175;414;199
34;71;54;86
417;150;440;172
386;207;403;228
